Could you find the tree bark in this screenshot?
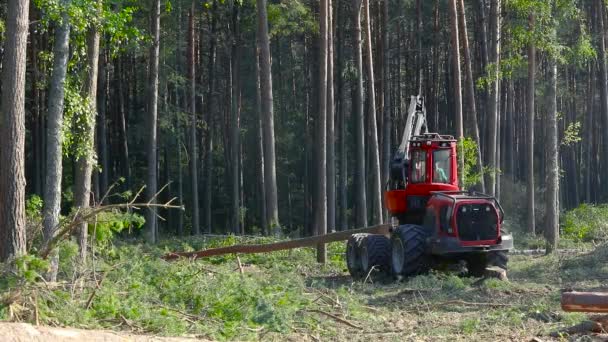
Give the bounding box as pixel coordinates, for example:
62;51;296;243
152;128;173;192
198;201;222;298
145;0;161;243
257;0;280;234
326;0;336;233
255;46;268;235
448;0;465;188
42;1;71;279
230;2;241;234
597;0;608;201
97;49;109;203
457;0;484;192
363;0;382;224
545;57;559;253
527;13;536;234
0;0;29;261
315;0;328;263
486;0;500;195
188;2;200;235
381;0;391;219
352;0;367;227
203;0;217;234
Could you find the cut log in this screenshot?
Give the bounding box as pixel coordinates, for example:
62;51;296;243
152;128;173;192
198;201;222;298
562;292;608;313
162;224;390;261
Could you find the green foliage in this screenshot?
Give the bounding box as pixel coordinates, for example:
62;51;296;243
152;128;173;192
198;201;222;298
562;203;608;242
561;121;581;146
267;0;316;38
90;211;145;249
62;78;96;162
26;195;44;222
458;137;482;189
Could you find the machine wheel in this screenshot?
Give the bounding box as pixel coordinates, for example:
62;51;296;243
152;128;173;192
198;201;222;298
391;225;430;278
487;250;509;270
467;251;509;277
346;234;368;278
360;234;391;276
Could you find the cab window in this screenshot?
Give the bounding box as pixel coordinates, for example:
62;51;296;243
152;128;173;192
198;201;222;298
410;149;426;183
433;149;451;184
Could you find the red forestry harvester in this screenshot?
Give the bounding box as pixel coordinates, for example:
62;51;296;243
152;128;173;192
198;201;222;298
346;96;513;278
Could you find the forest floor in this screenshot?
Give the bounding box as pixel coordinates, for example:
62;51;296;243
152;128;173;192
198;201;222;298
1;235;607;341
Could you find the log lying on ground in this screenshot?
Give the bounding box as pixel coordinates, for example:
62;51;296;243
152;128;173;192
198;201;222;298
562;292;608;313
162;224;390;261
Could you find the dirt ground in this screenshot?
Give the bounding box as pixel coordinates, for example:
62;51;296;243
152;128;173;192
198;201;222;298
0;322;208;342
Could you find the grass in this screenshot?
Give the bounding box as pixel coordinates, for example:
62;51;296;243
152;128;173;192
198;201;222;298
0;235;605;341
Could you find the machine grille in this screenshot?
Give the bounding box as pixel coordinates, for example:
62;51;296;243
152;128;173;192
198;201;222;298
456;204;498;241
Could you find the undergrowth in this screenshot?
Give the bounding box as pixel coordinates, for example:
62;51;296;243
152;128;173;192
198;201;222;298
0;236;605;340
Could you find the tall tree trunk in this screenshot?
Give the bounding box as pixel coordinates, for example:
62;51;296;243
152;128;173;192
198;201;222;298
381;0;391;220
353;0;367;227
255;46;268;234
316;0;328;262
257;0;280;234
74;0;103;264
0;0;29;261
230;2;241;234
116;58;130;187
486;0;500;195
98;49;109;203
188;2;200;235
146;0;161;243
74;0;102;262
363;0;382;224
327;0;336;233
448;0;465;188
203;0;217;234
42;1;70;279
526;13;536;234
457;0;484;192
597;0;608;200
545;57;559;253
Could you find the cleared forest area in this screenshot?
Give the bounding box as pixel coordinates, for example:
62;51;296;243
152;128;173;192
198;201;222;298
0;236;605;341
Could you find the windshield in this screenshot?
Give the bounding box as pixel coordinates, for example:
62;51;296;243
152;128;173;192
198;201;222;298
410;149;426;183
433;149;451;184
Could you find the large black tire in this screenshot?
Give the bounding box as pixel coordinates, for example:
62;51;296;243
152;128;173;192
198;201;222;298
360;234;391;276
488;250;509;270
391;225;430;277
467;251;509;277
346;234;368;278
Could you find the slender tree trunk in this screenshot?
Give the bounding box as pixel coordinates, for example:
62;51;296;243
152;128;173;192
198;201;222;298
527;13;536;234
116;58;130;187
315;0;328;262
448;0;465;188
457;0;484;191
597;0;608;200
257;0;280;234
327;0;336;233
545;57;559;253
0;0;29;261
203;0;217;234
230;2;241;234
188;2;200;235
74;0;101;262
363;0;382;224
353;0;367;227
145;0;161;243
486;0;500;195
98;49;109;202
381;0;391;220
255;46;268;234
42;2;70;279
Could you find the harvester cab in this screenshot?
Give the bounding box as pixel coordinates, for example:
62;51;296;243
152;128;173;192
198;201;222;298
346;96;513;279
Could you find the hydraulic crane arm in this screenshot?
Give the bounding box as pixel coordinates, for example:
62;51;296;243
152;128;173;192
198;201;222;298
389;96;427;189
397;95;428;158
